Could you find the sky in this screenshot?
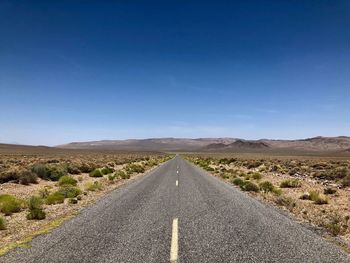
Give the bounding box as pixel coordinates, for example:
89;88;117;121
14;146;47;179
1;1;350;146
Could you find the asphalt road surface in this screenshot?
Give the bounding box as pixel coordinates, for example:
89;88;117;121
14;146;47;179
1;156;349;263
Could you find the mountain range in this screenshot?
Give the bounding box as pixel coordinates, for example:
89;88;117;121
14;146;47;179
57;136;350;153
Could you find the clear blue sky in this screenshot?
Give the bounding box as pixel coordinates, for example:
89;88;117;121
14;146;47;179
1;1;350;146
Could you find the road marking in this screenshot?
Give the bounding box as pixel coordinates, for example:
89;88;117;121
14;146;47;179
170;218;178;262
176;180;178;186
177;170;179;174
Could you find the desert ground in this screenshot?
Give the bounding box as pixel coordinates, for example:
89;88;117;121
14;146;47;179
184;152;350;248
0;145;171;254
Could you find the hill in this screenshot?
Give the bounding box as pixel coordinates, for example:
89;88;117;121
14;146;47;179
57;136;350;153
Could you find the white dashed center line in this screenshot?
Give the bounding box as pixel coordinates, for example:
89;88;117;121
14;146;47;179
170;218;178;262
176;180;178;186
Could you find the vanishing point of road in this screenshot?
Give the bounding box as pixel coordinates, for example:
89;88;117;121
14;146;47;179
1;156;349;263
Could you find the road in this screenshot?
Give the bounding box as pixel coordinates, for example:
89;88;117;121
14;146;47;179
1;156;349;263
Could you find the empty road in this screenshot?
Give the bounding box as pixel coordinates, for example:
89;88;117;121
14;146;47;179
1;156;349;263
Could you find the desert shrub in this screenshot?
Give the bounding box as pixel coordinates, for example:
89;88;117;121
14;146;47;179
0;169;19;183
332;167;349;179
309;191;320;201
67;164;81;175
27;196;46;220
58;175;77;186
280;179;301;188
301;191;328;205
85;181;103;191
0;168;38;185
46;192;65;205
58;186;81;198
341;175;350;187
78;162;95;173
318;166;350;180
272;187;283;196
270;164;284;173
33;164;67;181
101;167;114;175
324;187;337;195
232;178;244;186
275;196;296;211
251;172;262;180
259;181;274;193
0;194;23;215
324;214;342;236
116;171;129;179
240;181;259;192
46;165;67;181
27;196;42;210
31;164;48;179
18;170;38;185
0;216;6;230
310;191;328;205
247;160;262;169
126;164;145;174
89;169;103;178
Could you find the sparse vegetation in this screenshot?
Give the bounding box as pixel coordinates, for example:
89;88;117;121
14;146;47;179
0;148;171;250
300;190;328;204
89;169;103;178
309;191;328;205
0;168;38;185
341;175;350;187
46;192;65;205
324;213;342;236
0;194;23;215
186;154;349;239
58;175;78;186
116;170;129;179
58;186;81;198
275;196;296;211
251;172;262;180
125;164;145;174
18;170;38;185
27;196;46;220
31;164;48;179
232;178;244;186
259;181;274;193
85;181;103;191
240;181;259;192
280;179;301;188
101;167;114;175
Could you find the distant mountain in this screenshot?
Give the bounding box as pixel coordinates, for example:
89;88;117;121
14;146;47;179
57;136;350;153
204;139;269;151
260;136;350;152
57;138;237;152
